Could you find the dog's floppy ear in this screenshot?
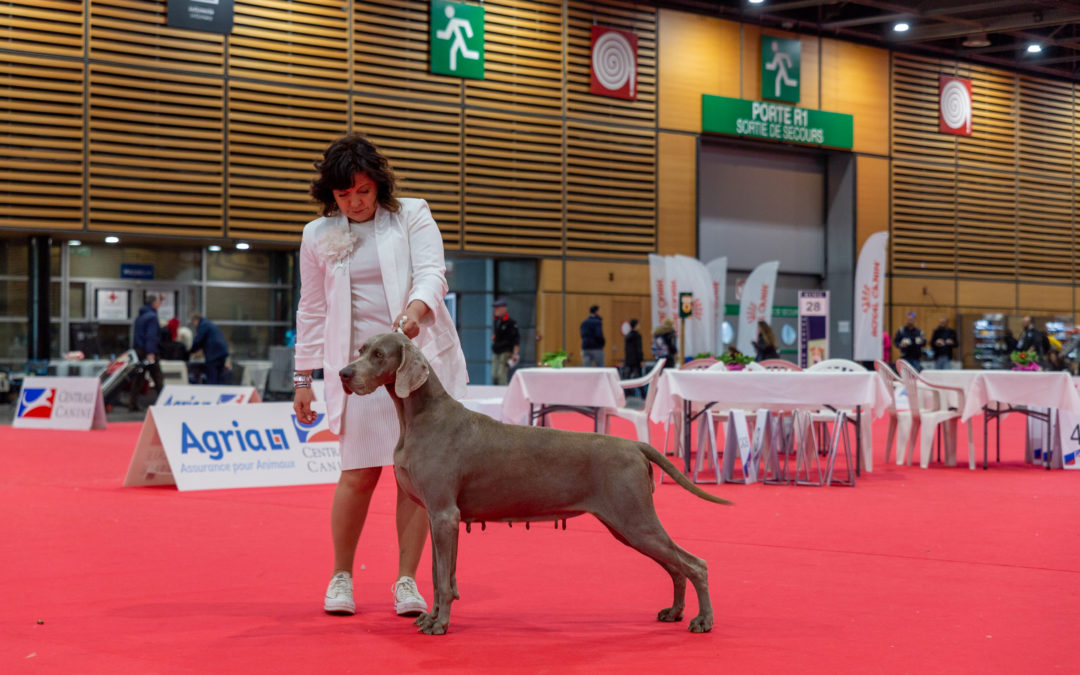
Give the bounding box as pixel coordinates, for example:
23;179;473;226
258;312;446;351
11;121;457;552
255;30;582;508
394;338;429;398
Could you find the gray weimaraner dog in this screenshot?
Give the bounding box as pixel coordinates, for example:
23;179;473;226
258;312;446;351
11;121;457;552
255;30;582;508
339;332;731;635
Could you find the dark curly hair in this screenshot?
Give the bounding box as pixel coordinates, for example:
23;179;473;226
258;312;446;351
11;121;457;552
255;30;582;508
310;133;400;217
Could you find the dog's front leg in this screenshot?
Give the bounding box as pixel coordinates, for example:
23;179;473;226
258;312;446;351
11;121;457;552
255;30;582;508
416;508;460;635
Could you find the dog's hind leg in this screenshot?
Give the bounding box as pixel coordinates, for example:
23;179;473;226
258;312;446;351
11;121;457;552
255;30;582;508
416;508;460;635
595;507;713;633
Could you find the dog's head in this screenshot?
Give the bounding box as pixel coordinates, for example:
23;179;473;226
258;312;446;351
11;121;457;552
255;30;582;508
339;332;430;399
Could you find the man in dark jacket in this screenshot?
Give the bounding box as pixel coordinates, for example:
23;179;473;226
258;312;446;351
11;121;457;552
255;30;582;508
930;316;958;370
491;298;519;385
130;294;164;410
580;305;606;367
190;312;230;385
894;312;926;372
1016;315;1049;366
623;318;645;397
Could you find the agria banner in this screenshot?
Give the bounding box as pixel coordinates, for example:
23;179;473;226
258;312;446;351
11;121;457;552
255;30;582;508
702;94;853;150
124;402;341;491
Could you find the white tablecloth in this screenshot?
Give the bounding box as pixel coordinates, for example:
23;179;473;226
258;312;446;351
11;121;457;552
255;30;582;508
650;370;891;424
461;385;509;421
920;370;1080;422
650;370;891;472
500;368;625;425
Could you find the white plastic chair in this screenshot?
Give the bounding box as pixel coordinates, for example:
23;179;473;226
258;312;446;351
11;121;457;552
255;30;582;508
160;360;189;385
895;360;974;469
604;359;665;444
874;360;912;466
806;359;868;471
758;359;803;372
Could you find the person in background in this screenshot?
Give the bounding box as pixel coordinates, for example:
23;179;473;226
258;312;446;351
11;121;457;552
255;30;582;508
130;293;164;411
293;133;468;620
894;312;926;372
752;320;779;362
623;318;644;397
931;316;958;370
159;317;188;362
652;318;677;368
490;298;519;385
1016;315;1049;366
580;304;605;366
189;313;229;384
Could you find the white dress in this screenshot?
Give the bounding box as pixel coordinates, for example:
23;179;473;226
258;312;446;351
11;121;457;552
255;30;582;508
338;219;400;470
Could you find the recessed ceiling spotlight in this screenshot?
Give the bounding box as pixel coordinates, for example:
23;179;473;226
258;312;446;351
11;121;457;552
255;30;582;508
1027;43;1043;53
748;0;765;5
893;22;910;33
236;242;250;250
208;244;222;252
105;236;119;244
68;239;82;247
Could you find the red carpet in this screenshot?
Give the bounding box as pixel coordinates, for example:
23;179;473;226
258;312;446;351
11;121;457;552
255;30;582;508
2;413;1078;674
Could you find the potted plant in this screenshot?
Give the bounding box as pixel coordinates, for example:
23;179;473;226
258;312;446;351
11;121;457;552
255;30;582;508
539;350;568;368
719;351;754;371
1009;348;1041;371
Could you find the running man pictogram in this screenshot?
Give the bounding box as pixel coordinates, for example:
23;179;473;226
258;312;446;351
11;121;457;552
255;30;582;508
764;40;797;99
435;5;479;72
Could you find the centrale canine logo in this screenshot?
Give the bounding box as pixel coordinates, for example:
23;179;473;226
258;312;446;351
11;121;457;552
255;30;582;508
291;413;339;443
17;388;56;418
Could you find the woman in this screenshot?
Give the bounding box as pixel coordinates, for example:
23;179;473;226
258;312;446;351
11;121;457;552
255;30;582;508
752;320;779;362
293;134;468;618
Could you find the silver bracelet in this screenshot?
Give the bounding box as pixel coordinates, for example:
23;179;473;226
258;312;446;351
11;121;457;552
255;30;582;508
293;372;313;389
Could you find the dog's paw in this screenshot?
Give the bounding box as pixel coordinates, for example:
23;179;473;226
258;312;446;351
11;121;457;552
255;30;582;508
413;612;430;628
687;615;713;633
656;607;684;623
418;620;448;635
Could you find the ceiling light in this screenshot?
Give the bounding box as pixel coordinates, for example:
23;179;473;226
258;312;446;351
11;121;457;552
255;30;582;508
105;236;119;244
208;244;221;252
962;33;991;48
1027;43;1042;53
748;0;765;5
68;239;81;247
893;22;910;33
235;242;250;250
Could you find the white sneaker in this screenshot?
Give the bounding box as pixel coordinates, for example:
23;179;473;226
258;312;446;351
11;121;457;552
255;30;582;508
324;571;355;615
392;576;427;616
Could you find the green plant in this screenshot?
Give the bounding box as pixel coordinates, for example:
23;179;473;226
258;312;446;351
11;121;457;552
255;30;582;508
719;351;753;366
694;352;713;360
1010;349;1041;370
539;349;568;368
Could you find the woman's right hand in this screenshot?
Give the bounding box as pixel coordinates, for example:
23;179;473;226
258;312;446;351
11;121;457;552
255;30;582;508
293;386;317;424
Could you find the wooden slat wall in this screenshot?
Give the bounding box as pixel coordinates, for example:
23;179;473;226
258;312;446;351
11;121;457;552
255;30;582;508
0;54;84;228
891;53;1080;292
89;0;225;75
3;0;662;258
88;64;224;235
230;0;348;89
228;81;346;240
0;0;84;58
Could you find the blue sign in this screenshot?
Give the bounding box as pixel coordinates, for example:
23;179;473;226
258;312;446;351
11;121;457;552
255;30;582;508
121;263;154;280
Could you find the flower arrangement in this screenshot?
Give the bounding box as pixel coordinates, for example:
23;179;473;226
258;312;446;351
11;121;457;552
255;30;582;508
539;350;568;368
1010;349;1041;371
719;351;754;367
317;224;362;267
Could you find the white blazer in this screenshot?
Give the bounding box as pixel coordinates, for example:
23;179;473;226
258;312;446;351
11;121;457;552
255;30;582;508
294;198;468;434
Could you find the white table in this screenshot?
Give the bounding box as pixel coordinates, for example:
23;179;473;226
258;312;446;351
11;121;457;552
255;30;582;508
651;370;891;474
500;368;625;430
921;370;1080;468
49;359;111;378
461;385;508;421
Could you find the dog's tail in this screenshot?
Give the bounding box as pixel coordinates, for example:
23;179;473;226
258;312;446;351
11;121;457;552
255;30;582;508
637;442;733;505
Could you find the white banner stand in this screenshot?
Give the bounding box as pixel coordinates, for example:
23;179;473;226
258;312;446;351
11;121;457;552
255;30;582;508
125;401;340;490
793;411;824;486
824;410;855;486
720;410;754;484
1058;409;1080;470
760;412;791;485
693;409;722;485
156;384;261;406
12;376;107;430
